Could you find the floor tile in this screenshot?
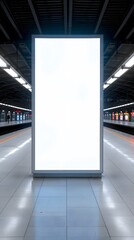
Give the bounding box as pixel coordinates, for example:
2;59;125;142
39;185;66;197
29;215;66;227
0;238;23;240
67;207;105;227
67;178;90;187
25;227;66;239
67;227;110;240
0;197;36;217
32;197;66;216
121;194;134;214
1;126;134;239
67;185;93;197
90;179;116;193
0;197;10;213
0;186;17;197
99;202;133;217
104;217;134;237
13;180;42;197
0;217;29;237
111;238;134;240
67;195;98;208
43;178;66;186
94;191;124;204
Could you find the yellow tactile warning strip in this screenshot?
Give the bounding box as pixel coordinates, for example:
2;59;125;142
0;128;30;144
105;128;134;144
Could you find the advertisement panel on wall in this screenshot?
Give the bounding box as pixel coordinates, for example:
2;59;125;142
32;36;103;177
124;112;129;121
120;112;123;121
115;112;119;121
112;112;114;120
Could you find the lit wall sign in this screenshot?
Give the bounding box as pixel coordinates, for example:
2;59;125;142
32;36;103;176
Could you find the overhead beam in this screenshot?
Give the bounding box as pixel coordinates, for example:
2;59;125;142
94;0;109;33
27;0;42;34
63;0;67;34
114;4;134;39
12;44;31;69
0;24;10;40
68;0;73;34
0;0;22;38
126;27;134;39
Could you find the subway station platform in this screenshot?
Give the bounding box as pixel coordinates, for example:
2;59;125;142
0;127;134;239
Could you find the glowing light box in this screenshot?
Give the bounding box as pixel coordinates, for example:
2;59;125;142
32;36;103;177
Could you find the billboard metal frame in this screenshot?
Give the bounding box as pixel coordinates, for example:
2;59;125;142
32;35;103;177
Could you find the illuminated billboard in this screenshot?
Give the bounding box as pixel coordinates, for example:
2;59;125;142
32;36;103;176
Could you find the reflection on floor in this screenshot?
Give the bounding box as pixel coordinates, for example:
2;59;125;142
0;127;134;239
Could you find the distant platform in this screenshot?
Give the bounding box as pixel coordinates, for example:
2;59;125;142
103;120;134;135
0;120;31;127
0;120;31;135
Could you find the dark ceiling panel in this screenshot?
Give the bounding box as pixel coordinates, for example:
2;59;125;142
0;0;133;109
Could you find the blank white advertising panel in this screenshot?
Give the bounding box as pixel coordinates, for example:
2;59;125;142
32;36;103;176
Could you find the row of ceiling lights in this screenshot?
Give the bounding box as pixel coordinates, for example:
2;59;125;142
1;51;133;93
0;55;32;92
1;50;134;112
104;102;134;111
0;102;32;111
103;53;134;89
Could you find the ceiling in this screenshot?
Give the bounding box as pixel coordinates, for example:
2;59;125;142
0;0;134;109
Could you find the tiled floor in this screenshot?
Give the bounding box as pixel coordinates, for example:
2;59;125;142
0;127;134;239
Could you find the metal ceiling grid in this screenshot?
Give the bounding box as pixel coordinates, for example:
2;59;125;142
104;44;134;80
72;0;103;33
0;0;133;110
5;0;38;36
35;0;64;33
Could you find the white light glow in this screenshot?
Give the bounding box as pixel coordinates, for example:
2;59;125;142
114;68;128;78
125;55;134;68
107;77;117;84
104;139;134;163
18;198;28;209
4;68;18;78
0;102;32;111
4;148;19;158
0;55;32;92
103;84;109;89
18;138;31;148
0;57;7;67
104;52;134;90
0;138;31;162
24;84;31;89
34;37;101;171
104;102;134;111
15;77;26;85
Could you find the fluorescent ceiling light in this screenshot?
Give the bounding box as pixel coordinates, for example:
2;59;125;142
0;102;32;111
0;55;32;92
104;102;134;111
0;57;7;67
107;77;117;84
4;68;18;78
125;55;134;68
24;84;31;89
103;84;109;89
15;77;25;85
114;68;128;78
